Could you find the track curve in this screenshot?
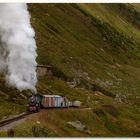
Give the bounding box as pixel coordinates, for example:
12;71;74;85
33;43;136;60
0;112;32;127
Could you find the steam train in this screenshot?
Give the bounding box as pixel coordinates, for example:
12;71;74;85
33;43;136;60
27;93;81;112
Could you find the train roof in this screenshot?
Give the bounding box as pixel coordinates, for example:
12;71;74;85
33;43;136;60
42;95;62;98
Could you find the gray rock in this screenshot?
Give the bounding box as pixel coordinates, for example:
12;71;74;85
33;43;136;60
67;121;85;131
67;121;91;134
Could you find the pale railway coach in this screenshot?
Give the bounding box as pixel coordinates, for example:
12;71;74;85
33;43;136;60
41;95;69;108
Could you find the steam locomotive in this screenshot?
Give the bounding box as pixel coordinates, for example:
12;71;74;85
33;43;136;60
27;94;42;112
27;93;81;112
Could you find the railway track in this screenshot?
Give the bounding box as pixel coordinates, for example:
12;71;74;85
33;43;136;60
0;107;88;128
0;112;32;128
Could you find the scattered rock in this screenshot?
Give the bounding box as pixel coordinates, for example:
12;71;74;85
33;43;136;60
136;96;139;99
95;78;113;88
87;96;91;100
83;72;88;76
103;37;106;41
45;13;50;16
67;121;91;134
115;94;122;103
100;48;105;52
94;91;104;96
86;76;91;80
115;94;126;103
67;121;85;131
67;78;80;88
95;101;100;104
115;63;121;67
36;121;41;124
121;41;124;45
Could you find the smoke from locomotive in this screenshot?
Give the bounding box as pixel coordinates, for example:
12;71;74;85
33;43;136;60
0;3;37;92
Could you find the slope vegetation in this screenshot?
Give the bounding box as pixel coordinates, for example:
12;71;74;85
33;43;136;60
0;3;140;137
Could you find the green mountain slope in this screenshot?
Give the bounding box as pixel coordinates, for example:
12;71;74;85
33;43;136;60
29;3;140;100
0;3;140;137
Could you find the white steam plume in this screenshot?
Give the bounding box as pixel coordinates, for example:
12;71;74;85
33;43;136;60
0;3;37;92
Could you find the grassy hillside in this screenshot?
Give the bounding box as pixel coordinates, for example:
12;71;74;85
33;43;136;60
29;3;140;103
0;3;140;137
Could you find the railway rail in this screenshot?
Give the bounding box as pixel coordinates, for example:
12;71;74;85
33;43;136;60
0;112;32;128
0;107;87;128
